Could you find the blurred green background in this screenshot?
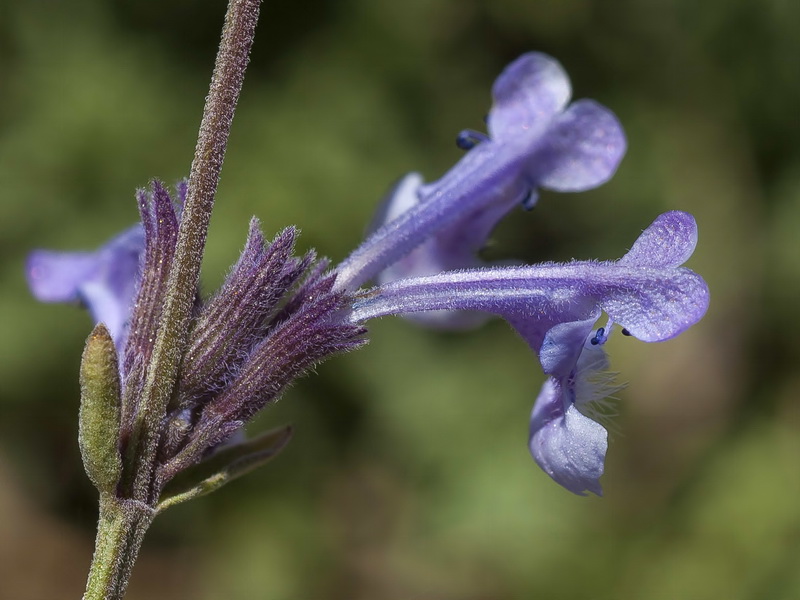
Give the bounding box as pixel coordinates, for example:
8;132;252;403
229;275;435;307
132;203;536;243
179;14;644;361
1;0;799;598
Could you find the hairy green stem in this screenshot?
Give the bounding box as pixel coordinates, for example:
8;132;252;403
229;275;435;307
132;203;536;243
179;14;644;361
82;496;155;600
81;0;264;597
128;0;263;503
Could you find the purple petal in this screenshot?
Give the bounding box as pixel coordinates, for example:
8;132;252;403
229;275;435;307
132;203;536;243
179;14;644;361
339;54;625;294
618;211;698;269
26;226;144;345
335;141;528;290
365;173;425;240
350;212;709;343
366;172;523;330
538;313;600;377
488;52;571;142
534;99;627;192
349;260;706;343
27;251;100;303
529;378;607;496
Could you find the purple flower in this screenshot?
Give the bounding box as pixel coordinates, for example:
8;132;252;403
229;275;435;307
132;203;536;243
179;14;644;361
529;315;614;496
335;53;626;313
348;211;709;494
26;225;144;350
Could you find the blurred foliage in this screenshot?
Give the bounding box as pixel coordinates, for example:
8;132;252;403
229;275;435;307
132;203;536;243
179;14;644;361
1;0;799;598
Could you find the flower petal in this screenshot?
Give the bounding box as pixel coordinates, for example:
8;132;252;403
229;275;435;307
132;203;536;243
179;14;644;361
339;54;624;293
365;172;525;329
488;52;571;142
618;211;698;269
26;226;144;345
335;141;527;291
529;379;607;496
349;258;706;344
27;250;100;303
538;313;600;377
534;99;627;192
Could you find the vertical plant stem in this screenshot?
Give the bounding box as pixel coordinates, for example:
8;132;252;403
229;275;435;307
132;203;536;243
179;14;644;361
128;0;263;503
82;496;155;600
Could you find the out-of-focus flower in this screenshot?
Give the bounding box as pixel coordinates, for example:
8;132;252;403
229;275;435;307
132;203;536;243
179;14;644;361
27;225;144;350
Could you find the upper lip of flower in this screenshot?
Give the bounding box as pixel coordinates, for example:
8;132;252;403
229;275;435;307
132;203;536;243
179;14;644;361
334;52;627;293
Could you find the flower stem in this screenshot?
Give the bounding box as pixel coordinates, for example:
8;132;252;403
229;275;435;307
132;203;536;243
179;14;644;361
128;0;263;503
82;495;155;600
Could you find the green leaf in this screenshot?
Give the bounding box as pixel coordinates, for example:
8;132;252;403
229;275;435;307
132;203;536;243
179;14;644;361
79;323;123;494
156;425;293;513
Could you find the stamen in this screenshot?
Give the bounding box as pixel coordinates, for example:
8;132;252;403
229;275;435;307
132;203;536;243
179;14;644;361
521;190;536;211
455;129;490;150
590;327;606;345
621;328;631;336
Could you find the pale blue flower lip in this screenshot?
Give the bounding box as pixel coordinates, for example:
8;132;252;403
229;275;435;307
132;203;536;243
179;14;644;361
26;225;144;347
529;314;610;496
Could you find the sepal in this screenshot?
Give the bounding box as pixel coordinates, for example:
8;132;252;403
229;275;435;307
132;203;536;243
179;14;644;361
79;323;123;494
155;425;293;513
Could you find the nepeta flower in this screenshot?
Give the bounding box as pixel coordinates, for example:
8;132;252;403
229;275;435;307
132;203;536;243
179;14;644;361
348;212;708;494
26;54;707;500
335;53;626;315
27;225;144;350
526;211;705;495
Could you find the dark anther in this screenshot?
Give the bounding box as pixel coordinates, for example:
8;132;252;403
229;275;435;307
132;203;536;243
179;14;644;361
621;328;632;336
521;190;536;211
456;129;489;150
590;327;606;345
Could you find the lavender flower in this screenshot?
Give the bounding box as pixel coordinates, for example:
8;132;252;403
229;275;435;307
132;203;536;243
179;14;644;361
27;226;144;350
26;54;707;503
335;53;626;305
348;211;708;495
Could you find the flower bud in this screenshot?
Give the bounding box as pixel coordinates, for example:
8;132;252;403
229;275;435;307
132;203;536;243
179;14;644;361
79;323;123;493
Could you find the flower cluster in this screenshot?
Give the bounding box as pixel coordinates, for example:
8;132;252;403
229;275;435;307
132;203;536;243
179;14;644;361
27;53;708;499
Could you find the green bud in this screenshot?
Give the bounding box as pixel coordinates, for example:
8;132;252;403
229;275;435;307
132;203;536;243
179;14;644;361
79;323;123;494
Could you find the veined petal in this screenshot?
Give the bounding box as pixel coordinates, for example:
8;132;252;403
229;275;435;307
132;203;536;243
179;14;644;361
488;52;572;142
529;316;617;496
366;172;525;330
26;226;144;346
618;210;698;268
534;100;627;192
529;378;607;496
538;313;600;377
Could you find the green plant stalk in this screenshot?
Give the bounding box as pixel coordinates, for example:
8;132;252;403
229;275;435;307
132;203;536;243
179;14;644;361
82;496;155;600
81;0;264;597
127;0;264;503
